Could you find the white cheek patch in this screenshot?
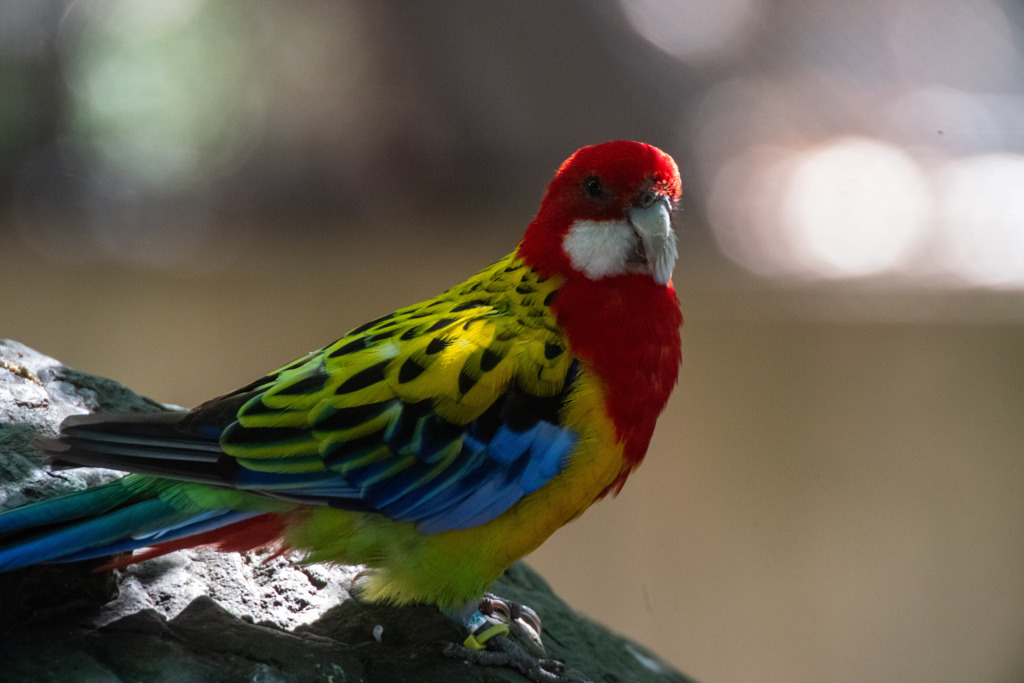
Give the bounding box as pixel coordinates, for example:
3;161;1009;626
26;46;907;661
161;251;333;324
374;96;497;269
562;219;634;280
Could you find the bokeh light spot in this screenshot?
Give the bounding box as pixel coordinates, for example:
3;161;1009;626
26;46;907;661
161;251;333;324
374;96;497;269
711;139;931;280
64;0;263;193
708;146;798;276
619;0;763;64
935;154;1024;288
781;138;929;278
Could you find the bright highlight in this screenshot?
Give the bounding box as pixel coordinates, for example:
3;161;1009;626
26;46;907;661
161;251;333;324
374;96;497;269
781;138;929;278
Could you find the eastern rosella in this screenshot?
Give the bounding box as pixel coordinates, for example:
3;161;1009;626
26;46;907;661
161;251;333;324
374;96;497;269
0;141;682;679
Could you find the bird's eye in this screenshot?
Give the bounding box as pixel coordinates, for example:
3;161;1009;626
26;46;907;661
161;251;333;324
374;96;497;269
583;176;604;199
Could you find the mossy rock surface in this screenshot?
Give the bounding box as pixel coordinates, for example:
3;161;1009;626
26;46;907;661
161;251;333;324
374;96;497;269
0;339;695;682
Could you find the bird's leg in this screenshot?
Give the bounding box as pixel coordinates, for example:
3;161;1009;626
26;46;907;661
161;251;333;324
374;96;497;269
444;595;582;683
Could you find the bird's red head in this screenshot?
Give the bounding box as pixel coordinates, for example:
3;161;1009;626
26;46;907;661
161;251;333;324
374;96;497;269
517;141;684;482
518;141;682;286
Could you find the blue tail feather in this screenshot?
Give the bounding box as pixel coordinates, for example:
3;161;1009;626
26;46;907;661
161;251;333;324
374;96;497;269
0;481;133;535
0;498;190;571
53;509;259;563
0;478;260;571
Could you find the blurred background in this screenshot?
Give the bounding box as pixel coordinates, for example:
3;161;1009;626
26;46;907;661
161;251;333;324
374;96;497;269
2;1;1023;681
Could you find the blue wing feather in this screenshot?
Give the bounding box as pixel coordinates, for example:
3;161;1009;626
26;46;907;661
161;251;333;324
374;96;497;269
416;476;525;535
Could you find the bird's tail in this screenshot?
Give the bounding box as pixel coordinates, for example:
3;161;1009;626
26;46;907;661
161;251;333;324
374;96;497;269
0;475;285;572
0;408;297;572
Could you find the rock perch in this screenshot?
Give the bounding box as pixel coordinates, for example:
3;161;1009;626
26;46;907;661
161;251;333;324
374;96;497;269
0;339;694;682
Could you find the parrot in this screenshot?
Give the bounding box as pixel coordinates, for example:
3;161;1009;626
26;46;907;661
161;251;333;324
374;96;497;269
0;140;683;681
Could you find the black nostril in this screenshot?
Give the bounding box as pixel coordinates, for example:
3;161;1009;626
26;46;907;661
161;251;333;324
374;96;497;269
636;189;657;209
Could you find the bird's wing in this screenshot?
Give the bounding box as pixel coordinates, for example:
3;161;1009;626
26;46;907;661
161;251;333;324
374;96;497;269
49;257;580;535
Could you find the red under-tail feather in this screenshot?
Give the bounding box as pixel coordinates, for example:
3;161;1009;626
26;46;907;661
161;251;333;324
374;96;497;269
98;513;289;570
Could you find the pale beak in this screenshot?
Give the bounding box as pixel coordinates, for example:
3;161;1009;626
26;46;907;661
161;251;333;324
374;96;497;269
627;197;677;285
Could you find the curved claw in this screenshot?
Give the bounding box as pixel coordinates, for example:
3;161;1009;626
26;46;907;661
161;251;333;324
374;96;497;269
347;568;376;603
480;592;543;645
515;602;543;638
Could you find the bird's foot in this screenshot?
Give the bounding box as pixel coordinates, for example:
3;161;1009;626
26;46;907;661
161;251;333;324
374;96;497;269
478;592;544;647
444;635;581;683
443;595;584;682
